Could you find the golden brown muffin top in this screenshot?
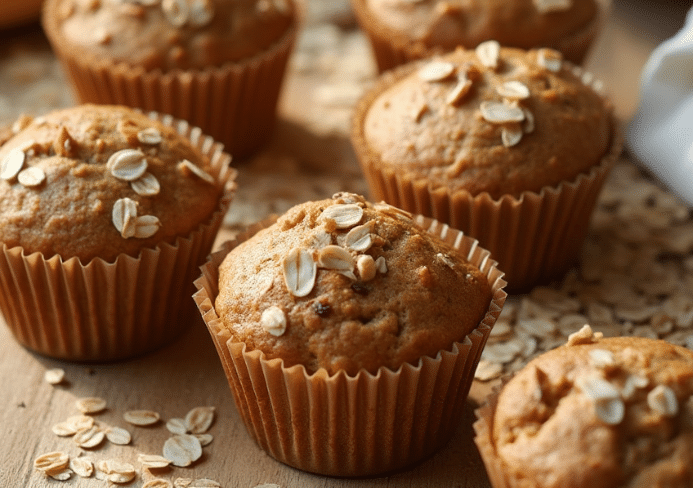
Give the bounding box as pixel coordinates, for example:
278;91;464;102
0;104;222;263
361;0;598;52
492;327;693;488
45;0;294;71
215;193;492;376
358;45;613;199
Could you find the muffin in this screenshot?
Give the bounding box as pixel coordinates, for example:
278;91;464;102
41;0;299;159
0;104;236;361
351;0;605;72
351;45;622;291
194;192;507;476
474;326;693;487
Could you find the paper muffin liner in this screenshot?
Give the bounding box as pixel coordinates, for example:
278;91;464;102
0;113;237;362
351;61;623;293
41;0;299;160
350;0;609;73
193;215;507;477
473;379;515;488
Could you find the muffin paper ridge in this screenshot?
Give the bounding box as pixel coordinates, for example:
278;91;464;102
0;113;236;361
193;214;507;476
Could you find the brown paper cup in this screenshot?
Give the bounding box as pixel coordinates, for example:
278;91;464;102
351;62;623;293
0;113;237;362
41;0;299;160
193;215;507;477
473;381;513;488
351;0;608;73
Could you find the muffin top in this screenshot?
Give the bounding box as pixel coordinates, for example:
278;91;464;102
361;0;598;53
215;193;493;376
0;104;223;263
492;326;693;488
45;0;295;71
358;45;613;199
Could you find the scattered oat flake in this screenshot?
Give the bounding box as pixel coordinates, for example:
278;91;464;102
253;485;281;488
106;426;132;445
647;385;678;417
138;453;172;469
357;255;376;282
537;48;562;72
318;245;355;271
179;159;215;184
34;451;69;473
49;468;72;481
496;81;530;100
124;409;161;426
446;77;472;106
76;397;107;414
134;214;162;238
194;433;213;446
112;197;138;239
163;434;203;467
44;368;65;385
66;414;95;431
97;459;136;484
321;203;364;228
0;148;25;180
480;101;525;123
167;417;188;435
74;426;106;448
190;480;221;488
17;166;46;187
131;172;161;196
70;457;94;478
474;360;503;381
108;148;148;181
261;306;287;337
52;421;78;437
144;480;174;488
501;126;523;147
375;256;387;274
282;247;317;297
174;479;194;488
476;40;500;69
185;406;215;434
137;127;163;145
418;61;455;82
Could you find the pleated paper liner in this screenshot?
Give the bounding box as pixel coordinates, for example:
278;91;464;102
193;214;507;477
350;0;609;73
41;0;299;160
0;113;237;362
473;379;514;488
351;63;623;293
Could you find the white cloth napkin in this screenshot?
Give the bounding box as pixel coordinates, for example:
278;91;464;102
627;7;693;205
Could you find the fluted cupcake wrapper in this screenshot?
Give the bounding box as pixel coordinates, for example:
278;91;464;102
42;0;298;159
193;215;507;477
473;381;513;488
351;0;609;73
0;113;237;362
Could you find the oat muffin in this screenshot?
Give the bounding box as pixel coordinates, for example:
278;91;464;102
0;104;222;263
195;192;507;475
475;326;693;488
0;104;236;361
351;0;604;72
352;44;621;291
215;193;492;375
42;0;299;158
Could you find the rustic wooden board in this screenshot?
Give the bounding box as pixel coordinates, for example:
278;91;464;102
0;0;688;486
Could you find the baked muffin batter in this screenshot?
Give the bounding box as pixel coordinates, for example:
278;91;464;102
215;193;492;375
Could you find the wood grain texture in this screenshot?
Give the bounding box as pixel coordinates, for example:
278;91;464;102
0;0;687;485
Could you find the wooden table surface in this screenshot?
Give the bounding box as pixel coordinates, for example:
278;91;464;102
0;0;691;486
